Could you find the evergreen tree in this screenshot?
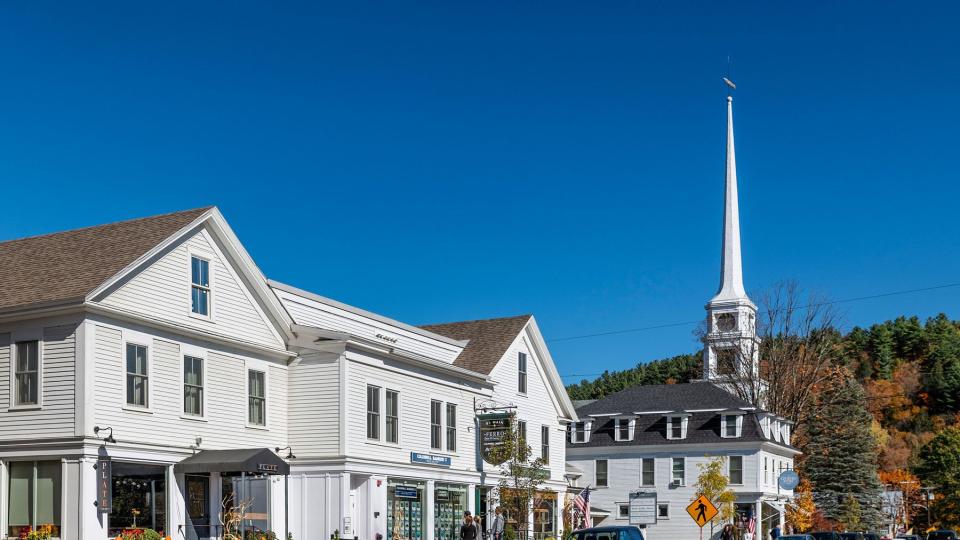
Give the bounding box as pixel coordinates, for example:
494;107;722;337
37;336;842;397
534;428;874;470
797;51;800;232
803;369;884;529
869;323;896;380
891;316;925;361
922;314;960;413
915;427;960;529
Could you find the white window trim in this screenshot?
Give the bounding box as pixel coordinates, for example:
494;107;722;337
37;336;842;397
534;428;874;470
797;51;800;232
366;382;384;442
671;457;686;486
616;503;629;520
541;424;551;463
666;415;689;440
640;457;656;487
445;401;457;453
429;397;443;451
613;417;635;442
187;250;215;321
122;339;153;413
179;347;208;421
245;361;269;430
570;420;592;443
657;503;671;520
727;455;744;486
595;459;609;487
517;351;528;395
9;333;43;411
721;414;744;438
385;388;401;446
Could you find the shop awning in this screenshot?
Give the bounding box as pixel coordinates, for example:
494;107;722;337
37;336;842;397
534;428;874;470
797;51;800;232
174;448;290;475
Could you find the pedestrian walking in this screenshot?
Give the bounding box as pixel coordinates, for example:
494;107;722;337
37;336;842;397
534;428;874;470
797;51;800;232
473;515;483;540
461;513;478;540
721;524;733;540
769;525;780;539
491;507;505;540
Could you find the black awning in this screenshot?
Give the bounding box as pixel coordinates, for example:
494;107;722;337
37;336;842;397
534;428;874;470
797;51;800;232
174;448;290;475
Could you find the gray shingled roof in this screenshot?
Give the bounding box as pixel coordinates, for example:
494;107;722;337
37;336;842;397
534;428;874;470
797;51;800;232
420;314;531;374
569;382;795;449
0;207;211;313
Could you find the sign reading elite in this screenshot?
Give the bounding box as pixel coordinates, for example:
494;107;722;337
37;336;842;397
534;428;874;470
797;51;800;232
685;495;718;528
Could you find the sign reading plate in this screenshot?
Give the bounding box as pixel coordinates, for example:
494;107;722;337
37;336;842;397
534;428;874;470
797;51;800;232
686;494;718;528
478;413;512;465
629;491;657;525
778;470;800;490
410;452;452;468
97;457;112;513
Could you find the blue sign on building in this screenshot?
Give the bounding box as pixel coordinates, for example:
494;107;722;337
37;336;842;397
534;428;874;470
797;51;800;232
778;470;800;490
410;452;452;468
394;485;420;499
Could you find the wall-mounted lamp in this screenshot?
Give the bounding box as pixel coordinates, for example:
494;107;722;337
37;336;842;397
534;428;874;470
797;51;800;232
93;426;117;444
275;446;296;459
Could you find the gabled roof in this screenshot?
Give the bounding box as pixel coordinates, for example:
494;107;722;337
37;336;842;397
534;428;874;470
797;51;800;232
0;207;211;313
575;381;753;416
420;314;532;374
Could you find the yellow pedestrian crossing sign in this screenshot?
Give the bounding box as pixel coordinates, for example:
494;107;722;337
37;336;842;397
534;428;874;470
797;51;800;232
686;495;718;527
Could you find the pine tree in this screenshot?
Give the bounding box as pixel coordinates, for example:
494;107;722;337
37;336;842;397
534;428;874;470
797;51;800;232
922;314;960;413
870;324;896;380
915;427;960;529
803;369;884;529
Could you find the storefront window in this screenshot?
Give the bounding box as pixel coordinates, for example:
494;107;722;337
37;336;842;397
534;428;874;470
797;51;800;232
109;463;167;536
388;480;425;540
434;484;467;540
533;494;556;540
7;461;61;538
223;474;272;536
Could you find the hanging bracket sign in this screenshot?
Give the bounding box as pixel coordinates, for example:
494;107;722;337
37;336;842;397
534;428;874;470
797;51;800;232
478;412;512;465
97;457;112;513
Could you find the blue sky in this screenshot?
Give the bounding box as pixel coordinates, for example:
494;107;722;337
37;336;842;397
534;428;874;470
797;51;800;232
2;2;959;383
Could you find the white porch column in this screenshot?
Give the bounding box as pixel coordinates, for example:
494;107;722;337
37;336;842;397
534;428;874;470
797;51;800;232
340;473;352;538
426;480;436;540
168;467;186;540
467;484;477;517
755;501;762;540
555;491;563;538
210;472;222;539
79;456;109;540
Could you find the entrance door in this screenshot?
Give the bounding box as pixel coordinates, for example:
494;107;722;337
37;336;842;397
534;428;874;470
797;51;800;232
185;475;211;540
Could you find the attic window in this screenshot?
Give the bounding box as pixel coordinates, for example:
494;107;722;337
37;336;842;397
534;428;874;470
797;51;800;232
190;255;211;316
721;414;743;438
666;416;688;440
518;352;528;394
570;421;588;443
614;418;632;441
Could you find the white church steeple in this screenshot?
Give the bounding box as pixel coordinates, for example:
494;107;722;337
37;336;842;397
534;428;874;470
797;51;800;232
703;91;761;383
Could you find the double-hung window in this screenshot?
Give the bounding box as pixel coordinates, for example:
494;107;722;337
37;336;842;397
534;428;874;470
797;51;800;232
430;400;442;450
190;255;211;316
666;416;687;440
570;421;587;443
541;425;550;463
445;403;457;452
764;457;770;484
367;385;381;440
615;418;631;441
729;456;743;485
518;420;527;444
671;457;685;486
248;370;266;426
518;352;528;394
7;461;61;537
641;458;655;486
14;340;40;406
386;390;399;444
126;343;149;408
183;356;204;416
723;414;742;438
595;459;608;487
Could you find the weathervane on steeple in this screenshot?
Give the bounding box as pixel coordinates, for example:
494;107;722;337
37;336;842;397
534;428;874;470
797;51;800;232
722;56;736;97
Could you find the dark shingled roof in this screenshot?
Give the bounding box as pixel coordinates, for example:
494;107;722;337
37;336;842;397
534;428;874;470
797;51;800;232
0;207;211;313
569;382;795;449
420;314;532;374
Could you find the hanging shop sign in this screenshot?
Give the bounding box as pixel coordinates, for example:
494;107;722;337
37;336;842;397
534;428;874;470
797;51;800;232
97;457;112;513
478;412;512;465
628;491;657;526
778;470;800;490
410;452;452;467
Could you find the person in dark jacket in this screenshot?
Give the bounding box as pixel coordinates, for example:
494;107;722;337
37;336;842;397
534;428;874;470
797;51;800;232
460;514;478;540
720;524;734;540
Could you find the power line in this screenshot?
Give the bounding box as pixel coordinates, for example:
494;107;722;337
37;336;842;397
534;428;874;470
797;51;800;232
548;281;960;344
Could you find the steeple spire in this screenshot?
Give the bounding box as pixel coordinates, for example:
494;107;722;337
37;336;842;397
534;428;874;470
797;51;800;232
711;95;749;304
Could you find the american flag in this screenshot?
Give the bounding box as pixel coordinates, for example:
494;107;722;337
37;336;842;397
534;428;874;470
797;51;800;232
746;516;756;534
573;486;591;526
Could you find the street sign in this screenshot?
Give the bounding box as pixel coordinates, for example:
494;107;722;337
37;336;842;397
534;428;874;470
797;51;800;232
686;495;718;528
778;470;800;490
628;491;657;525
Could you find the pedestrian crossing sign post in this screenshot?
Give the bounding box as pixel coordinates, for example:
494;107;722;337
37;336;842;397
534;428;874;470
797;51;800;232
686;494;718;528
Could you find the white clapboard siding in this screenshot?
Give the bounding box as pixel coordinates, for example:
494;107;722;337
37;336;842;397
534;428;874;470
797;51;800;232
0;325;77;438
100;227;283;350
489;332;567;483
274;288;462;364
92;324;287;449
345;351;483;470
287;355;341;457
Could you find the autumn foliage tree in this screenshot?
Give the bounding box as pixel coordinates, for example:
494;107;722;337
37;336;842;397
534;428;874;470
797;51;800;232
692;457;737;538
787;478;816;532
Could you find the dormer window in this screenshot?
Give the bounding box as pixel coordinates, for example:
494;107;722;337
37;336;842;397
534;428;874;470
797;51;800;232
721;414;743;438
614;418;633;441
666;415;688;440
570;421;589;443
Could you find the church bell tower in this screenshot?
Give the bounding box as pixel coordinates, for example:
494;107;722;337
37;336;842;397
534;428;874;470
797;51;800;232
703;91;761;383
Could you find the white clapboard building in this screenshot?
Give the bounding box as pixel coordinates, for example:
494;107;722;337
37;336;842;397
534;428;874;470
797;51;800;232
0;206;576;540
565;94;800;540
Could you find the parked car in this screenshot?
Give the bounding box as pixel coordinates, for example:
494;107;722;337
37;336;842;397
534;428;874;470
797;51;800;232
864;534;882;540
896;535;922;540
926;531;959;540
811;533;842;540
840;534;865;540
780;535;816;540
570;526;646;540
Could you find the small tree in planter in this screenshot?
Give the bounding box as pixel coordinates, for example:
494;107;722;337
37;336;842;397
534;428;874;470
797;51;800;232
221;495;254;540
488;415;549;540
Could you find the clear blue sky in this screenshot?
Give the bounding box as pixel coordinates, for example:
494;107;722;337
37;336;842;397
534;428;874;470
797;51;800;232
2;2;959;383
